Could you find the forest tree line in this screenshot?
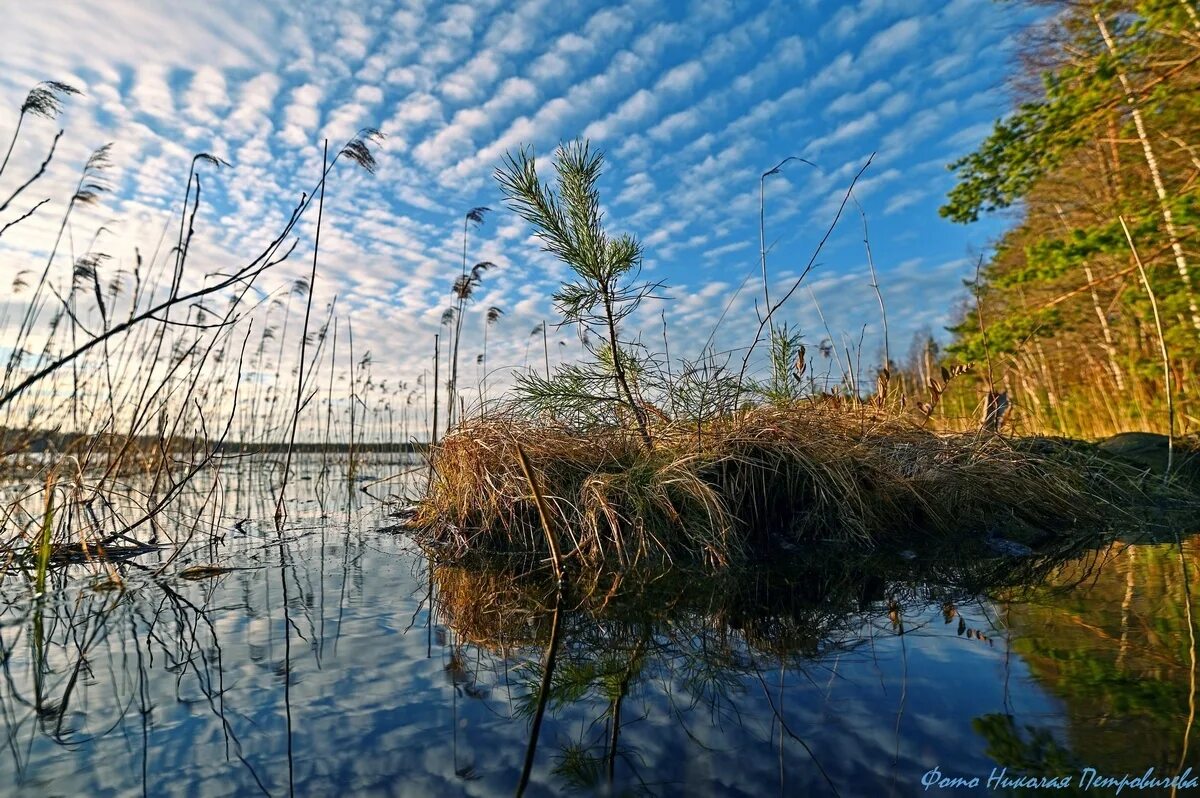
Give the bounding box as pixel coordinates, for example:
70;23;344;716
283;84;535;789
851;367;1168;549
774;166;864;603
927;0;1199;437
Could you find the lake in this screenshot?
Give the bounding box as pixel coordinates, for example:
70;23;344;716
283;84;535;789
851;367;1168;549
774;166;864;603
0;457;1195;796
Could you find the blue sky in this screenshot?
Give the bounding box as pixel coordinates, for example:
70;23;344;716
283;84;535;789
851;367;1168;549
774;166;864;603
0;0;1033;400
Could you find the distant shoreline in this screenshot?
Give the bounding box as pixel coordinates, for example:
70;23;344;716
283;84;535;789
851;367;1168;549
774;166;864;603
1;428;430;456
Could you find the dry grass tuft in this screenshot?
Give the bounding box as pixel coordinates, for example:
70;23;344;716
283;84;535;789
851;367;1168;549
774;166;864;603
414;402;1164;569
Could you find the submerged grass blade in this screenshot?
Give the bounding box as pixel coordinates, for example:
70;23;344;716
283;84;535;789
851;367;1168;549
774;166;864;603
35;474;55;596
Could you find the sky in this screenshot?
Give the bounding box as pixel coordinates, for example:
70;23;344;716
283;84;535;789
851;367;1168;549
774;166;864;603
0;0;1034;416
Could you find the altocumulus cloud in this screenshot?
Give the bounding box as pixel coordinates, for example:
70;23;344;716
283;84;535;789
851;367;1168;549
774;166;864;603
0;0;1032;409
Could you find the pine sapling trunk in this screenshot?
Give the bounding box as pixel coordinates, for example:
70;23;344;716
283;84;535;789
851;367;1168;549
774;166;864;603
602;293;651;447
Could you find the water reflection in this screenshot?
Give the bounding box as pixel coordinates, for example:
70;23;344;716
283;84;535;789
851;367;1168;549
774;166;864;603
0;459;1195;796
426;540;1123;797
992;539;1200;784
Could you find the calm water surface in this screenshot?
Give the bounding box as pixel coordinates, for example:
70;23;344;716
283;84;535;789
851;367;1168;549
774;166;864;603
0;458;1196;796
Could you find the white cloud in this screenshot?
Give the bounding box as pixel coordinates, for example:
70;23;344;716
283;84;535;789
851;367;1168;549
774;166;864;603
354;85;384;106
657;61;705;95
869;17;922;55
335;10;372;62
810;112;880;153
440;51;505;104
279;83;323;146
226;73;281;139
884;188;926;215
130;65;175;119
183;67;231;128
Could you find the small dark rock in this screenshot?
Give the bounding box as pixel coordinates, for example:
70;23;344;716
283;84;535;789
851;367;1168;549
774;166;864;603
1099;432;1200;491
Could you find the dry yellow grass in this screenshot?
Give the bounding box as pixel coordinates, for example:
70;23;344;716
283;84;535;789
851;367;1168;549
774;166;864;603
414;402;1162;569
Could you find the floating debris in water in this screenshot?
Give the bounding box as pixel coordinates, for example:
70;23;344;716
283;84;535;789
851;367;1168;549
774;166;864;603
179;564;234;580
